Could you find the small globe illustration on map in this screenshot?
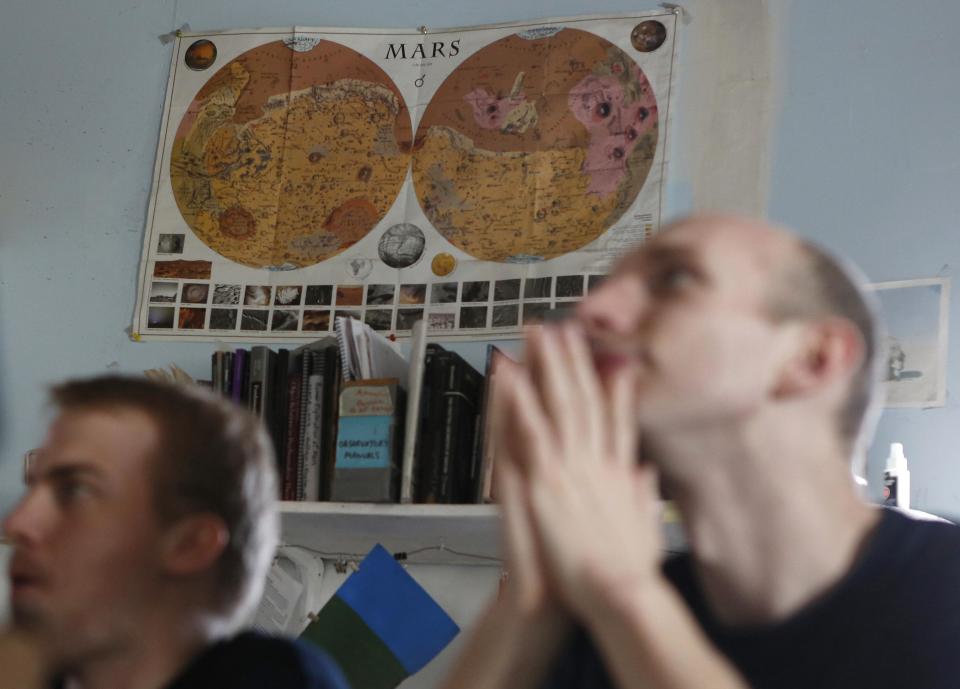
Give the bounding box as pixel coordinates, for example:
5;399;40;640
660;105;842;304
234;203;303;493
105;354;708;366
431;252;457;276
378;223;426;268
412;28;658;262
185;40;217;70
170;40;412;269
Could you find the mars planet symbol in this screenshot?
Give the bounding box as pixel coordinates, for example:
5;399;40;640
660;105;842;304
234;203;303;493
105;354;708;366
348;258;374;280
185;40;217;70
378;223;426;268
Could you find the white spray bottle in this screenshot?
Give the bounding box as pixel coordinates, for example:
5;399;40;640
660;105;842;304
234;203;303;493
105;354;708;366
882;442;911;510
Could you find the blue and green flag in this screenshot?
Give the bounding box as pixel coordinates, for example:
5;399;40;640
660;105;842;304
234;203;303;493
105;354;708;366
300;544;460;689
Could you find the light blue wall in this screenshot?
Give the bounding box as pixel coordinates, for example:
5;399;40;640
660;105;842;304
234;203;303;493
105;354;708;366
3;0;959;519
767;0;960;515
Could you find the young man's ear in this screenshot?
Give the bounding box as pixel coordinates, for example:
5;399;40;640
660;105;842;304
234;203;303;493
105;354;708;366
161;513;229;576
774;317;864;399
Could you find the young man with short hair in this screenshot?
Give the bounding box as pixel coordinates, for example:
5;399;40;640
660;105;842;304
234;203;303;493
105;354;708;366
4;377;347;689
444;215;960;689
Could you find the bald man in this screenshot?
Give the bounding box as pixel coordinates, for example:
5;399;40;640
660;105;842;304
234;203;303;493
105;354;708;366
444;216;960;689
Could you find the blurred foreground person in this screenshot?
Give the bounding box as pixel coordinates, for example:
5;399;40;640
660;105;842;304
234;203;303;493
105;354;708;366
3;376;347;689
444;215;960;689
0;628;44;689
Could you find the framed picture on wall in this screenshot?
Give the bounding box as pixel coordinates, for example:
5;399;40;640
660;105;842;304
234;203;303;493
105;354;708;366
868;277;950;408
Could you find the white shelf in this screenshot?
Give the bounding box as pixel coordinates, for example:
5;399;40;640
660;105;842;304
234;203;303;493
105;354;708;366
279;502;501;566
278;501;687;566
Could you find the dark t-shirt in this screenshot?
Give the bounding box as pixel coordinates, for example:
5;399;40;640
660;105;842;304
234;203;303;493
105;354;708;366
166;632;349;689
544;508;960;689
51;632;349;689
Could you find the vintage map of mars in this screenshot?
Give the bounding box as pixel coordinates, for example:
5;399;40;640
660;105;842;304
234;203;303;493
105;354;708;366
134;14;677;340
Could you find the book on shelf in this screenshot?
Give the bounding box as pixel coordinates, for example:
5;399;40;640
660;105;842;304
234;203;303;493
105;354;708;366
230;349;247;405
271;348;291;479
247;346;276;424
209;318;487;504
416;345;483;504
300;343;337;501
473;345;513;503
331;378;405;503
296;349;316;501
211;351;234;397
282;350;304;501
279;338;338;501
400;320;428;504
320;345;343;501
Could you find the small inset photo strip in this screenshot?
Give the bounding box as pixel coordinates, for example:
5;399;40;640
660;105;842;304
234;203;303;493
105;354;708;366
396;308;424;331
522;303;551;325
556;275;585;298
462;281;490;303
213;284;241;305
492;304;519;328
305;285;333;306
303;310;331;332
364;309;393;331
244;286;272;306
366;284;395;306
209;308;237;330
147;306;175;329
336;285;364;306
181;283;209;304
399;284;427;305
431;282;458;304
459;305;488;329
271;310;299;332
149;282;178;303
428;311;456;331
178;307;206;329
523;277;552;299
274;286;302;306
494;279;521;302
587;275;607;293
334;309;361;322
241;309;268;331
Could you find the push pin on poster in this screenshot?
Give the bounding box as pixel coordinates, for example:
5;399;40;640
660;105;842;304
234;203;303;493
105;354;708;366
158;23;192;44
659;3;690;23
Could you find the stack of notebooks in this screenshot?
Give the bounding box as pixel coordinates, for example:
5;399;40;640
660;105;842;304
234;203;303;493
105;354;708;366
210;317;503;504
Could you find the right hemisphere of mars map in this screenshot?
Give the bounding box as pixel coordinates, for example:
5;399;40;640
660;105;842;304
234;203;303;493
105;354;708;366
411;27;659;263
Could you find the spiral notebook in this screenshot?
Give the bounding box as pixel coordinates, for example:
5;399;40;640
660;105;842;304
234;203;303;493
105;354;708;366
334;316;409;387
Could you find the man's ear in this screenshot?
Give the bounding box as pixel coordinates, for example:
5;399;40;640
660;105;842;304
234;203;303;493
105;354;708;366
774;317;864;399
161;513;229;576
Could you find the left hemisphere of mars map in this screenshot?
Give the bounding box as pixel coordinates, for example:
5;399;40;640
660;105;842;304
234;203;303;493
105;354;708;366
170;40;412;269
